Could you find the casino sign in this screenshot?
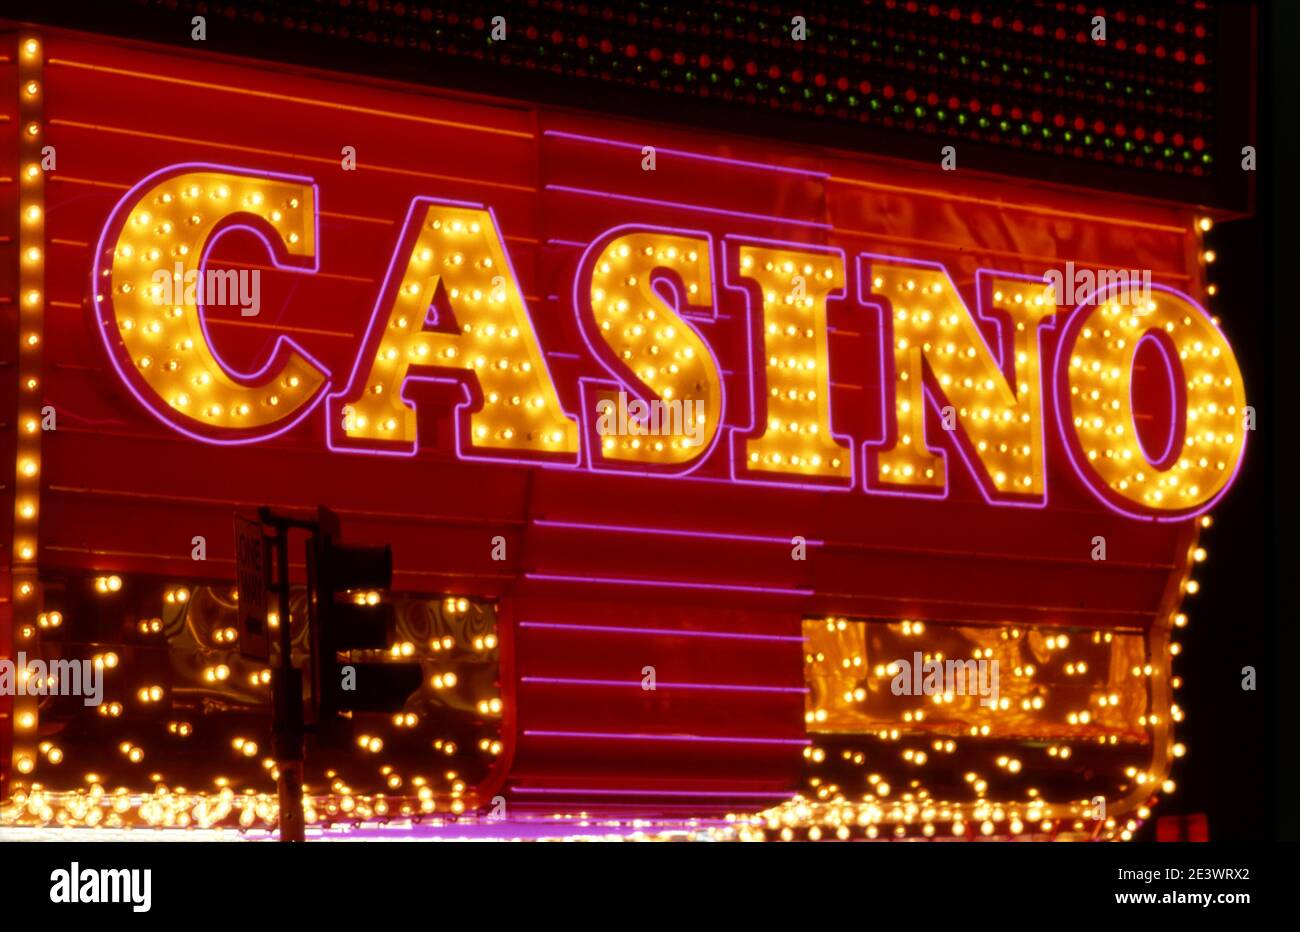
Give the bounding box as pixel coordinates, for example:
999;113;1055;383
1;27;1247;840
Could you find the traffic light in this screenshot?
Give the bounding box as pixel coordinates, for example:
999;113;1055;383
307;506;421;728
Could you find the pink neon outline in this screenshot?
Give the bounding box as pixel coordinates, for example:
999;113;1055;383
572;223;727;477
857;259;1061;509
722;234;858;492
510;787;792;799
524;572;812;596
532;518;824;546
1130;330;1186;470
542;130;831;179
546;184;832;230
91;162;331;445
522;730;809;747
518;621;806;643
324;195;581;469
1051;280;1247;522
520;676;807;694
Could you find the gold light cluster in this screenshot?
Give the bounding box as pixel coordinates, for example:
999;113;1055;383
1063;291;1246;512
779;613;1180;841
589;232;720;463
334;204;577;454
2;581;508;832
871;265;1055;496
10;34;46;789
739;245;850;478
105;170;325;429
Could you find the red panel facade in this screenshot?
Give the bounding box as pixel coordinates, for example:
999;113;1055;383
1;27;1239;836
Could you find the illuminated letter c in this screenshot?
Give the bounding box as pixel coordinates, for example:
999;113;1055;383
92;164;329;444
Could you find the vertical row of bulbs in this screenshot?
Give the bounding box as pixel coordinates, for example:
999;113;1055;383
11;34;46;784
1142;215;1217;835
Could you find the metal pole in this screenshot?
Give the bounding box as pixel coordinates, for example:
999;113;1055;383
266;513;306;843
